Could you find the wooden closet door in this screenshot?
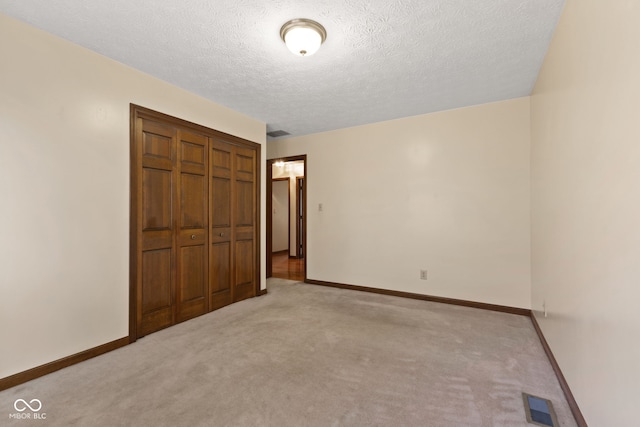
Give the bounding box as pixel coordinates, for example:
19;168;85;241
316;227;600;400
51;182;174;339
233;146;257;302
131;105;260;341
176;130;209;322
136;119;176;337
135;121;211;334
209;140;257;308
210;139;233;310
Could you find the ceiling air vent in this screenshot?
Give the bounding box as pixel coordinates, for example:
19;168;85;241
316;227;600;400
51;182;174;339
267;130;290;138
522;393;559;427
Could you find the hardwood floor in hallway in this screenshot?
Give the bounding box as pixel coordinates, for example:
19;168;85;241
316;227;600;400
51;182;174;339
272;251;304;282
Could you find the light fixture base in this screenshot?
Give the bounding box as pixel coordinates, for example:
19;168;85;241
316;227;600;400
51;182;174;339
280;19;327;57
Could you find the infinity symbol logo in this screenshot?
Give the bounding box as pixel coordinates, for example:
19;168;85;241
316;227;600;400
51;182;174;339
14;399;42;412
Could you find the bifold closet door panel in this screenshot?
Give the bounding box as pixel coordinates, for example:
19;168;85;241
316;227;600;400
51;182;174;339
210;140;233;310
132;106;260;339
138;120;177;337
176;130;209;322
233;146;257;303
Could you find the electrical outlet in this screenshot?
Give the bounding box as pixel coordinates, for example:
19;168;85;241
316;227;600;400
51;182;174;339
420;270;428;280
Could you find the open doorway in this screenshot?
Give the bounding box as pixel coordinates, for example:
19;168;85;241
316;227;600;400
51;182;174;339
267;155;306;281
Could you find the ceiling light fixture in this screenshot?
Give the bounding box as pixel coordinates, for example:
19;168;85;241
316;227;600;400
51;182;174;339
280;19;327;57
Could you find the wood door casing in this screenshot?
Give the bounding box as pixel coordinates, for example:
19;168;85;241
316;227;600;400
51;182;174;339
266;155;306;281
296;176;305;259
130;105;261;341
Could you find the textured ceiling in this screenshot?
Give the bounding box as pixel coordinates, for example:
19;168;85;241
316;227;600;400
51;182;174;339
0;0;565;139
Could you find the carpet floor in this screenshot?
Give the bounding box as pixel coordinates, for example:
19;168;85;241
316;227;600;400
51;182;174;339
0;279;576;426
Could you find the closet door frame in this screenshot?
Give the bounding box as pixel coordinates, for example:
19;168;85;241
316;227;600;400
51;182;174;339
129;104;261;342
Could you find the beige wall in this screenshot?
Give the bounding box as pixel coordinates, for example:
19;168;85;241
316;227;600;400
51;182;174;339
272;180;289;252
269;98;531;308
0;14;266;379
273;161;304;257
531;1;640;425
8;4;636;422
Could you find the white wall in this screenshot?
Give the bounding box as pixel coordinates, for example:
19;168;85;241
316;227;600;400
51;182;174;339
268;98;531;308
530;1;640;425
273;161;305;257
0;14;266;379
272;180;289;252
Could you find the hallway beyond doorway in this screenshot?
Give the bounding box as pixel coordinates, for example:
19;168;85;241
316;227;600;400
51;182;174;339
272;252;304;282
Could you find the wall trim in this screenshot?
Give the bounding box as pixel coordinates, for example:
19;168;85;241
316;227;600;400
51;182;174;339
0;280;270;391
305;278;587;426
0;337;129;392
0;279;586;427
530;313;588;427
305;278;531;316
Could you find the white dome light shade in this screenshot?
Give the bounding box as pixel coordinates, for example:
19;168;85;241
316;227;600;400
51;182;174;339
285;27;322;56
280;19;327;57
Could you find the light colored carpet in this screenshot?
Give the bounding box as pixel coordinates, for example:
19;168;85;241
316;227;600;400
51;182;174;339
0;279;576;426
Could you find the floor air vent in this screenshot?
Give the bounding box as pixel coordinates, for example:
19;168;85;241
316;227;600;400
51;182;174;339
522;393;558;427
